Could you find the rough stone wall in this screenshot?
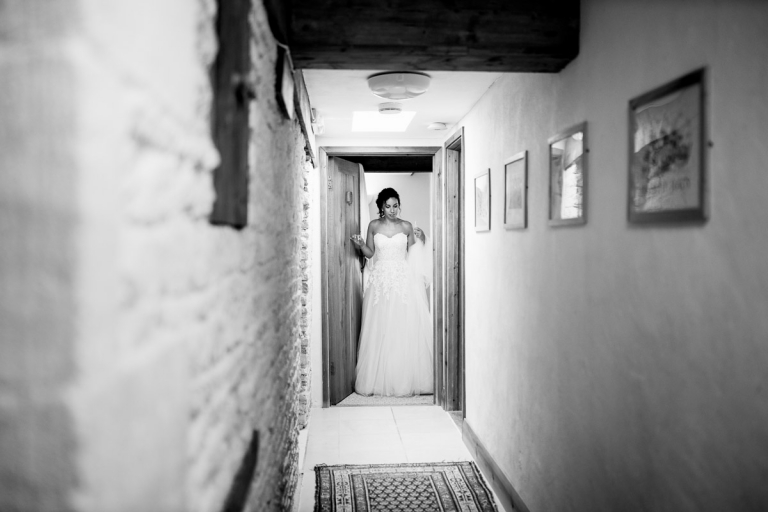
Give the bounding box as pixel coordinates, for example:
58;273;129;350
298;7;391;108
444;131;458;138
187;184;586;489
1;0;311;511
298;180;313;430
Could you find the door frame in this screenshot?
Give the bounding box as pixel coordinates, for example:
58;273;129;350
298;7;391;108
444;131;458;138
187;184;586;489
441;128;465;415
319;146;442;407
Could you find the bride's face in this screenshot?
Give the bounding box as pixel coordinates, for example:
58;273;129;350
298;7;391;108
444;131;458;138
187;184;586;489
382;198;400;220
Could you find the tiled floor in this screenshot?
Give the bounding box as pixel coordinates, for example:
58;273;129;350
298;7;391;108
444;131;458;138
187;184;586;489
295;405;496;511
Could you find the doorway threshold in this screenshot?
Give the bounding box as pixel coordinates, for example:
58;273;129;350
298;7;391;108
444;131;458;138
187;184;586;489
335;392;434;407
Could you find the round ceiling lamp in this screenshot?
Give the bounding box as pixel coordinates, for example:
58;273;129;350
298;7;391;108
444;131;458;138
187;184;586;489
367;72;431;100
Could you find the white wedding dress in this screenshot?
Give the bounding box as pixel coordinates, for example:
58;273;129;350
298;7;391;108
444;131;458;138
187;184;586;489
355;232;434;396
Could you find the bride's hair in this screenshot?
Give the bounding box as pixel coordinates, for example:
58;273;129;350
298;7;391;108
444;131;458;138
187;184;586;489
376;188;400;218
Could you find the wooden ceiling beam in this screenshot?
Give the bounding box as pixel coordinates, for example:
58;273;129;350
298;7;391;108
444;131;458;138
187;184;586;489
284;0;579;72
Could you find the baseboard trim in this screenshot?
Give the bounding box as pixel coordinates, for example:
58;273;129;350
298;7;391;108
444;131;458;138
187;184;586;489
462;420;531;512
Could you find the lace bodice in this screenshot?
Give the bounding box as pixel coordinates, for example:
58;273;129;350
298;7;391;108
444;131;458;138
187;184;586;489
374;232;407;261
368;232;409;305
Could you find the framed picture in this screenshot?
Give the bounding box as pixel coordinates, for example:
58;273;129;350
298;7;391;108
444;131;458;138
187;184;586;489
474;169;491;232
628;68;706;223
503;151;527;230
548;122;587;226
276;46;295;120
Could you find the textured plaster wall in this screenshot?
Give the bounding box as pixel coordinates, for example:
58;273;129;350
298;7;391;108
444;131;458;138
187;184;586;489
1;0;311;511
459;1;768;511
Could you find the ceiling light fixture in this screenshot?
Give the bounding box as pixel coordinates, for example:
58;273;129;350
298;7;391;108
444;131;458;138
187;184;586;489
378;102;403;115
427;122;447;131
367;72;431;100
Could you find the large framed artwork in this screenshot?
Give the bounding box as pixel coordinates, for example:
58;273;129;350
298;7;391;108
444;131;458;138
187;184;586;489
628;68;706;223
548;122;587;226
503;151;527;230
474;169;491;232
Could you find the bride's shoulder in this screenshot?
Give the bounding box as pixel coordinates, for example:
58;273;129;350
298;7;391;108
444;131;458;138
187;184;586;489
399;219;413;233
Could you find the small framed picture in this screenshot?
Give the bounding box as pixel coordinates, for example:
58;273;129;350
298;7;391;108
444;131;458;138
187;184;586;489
628;68;706;223
503;151;528;230
548;122;587;226
474;169;491;232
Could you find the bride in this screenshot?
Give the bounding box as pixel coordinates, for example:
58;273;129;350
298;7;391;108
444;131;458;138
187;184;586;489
350;187;433;396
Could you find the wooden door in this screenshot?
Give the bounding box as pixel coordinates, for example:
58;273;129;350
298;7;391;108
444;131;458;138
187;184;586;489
326;156;363;405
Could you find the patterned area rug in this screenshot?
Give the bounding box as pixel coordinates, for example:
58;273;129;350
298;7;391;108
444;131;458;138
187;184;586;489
314;462;497;512
336;393;434;407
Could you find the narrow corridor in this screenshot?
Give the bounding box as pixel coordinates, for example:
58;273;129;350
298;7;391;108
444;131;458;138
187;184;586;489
5;2;768;510
295;406;499;510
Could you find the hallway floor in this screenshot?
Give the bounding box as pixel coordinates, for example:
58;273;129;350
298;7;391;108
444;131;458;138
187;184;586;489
295;405;499;511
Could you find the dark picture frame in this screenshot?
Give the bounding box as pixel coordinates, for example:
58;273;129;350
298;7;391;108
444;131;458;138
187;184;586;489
503;151;528;230
548;122;587;226
628;68;706;223
474;169;491;232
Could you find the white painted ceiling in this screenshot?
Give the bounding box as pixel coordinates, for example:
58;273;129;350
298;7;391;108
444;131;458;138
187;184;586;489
303;70;501;145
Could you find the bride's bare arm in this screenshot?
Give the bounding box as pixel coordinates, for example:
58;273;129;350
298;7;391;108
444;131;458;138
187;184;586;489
351;221;376;258
364;221;376;256
405;221;416;248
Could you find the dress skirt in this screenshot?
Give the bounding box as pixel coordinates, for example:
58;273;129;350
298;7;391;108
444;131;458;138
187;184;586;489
355;236;433;396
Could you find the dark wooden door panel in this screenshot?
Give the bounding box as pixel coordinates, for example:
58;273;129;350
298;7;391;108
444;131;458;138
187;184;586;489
327;157;362;405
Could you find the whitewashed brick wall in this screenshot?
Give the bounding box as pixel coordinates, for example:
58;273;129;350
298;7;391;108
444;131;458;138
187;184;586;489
1;0;312;511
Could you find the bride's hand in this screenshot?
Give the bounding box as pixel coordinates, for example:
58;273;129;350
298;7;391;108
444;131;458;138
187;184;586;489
414;227;425;243
350;234;365;247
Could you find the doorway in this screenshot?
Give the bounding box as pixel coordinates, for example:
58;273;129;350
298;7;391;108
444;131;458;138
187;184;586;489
319;145;463;412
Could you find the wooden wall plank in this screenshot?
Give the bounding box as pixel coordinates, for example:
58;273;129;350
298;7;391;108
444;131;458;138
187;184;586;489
210;0;251;228
293;70;317;166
